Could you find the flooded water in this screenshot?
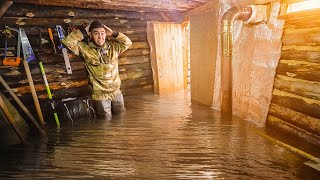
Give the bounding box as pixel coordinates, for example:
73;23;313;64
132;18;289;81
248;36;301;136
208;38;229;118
0;90;319;179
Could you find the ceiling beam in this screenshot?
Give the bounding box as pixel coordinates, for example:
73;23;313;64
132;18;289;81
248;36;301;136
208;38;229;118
0;0;13;18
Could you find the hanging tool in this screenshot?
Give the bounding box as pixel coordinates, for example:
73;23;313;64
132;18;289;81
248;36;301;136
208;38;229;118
35;27;60;127
0;95;26;144
47;27;57;54
0;76;47;136
56;25;72;74
2;27;21;66
6;26;45;125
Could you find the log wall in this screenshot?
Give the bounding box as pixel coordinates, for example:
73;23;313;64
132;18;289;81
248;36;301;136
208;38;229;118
266;12;320;151
0;4;166;119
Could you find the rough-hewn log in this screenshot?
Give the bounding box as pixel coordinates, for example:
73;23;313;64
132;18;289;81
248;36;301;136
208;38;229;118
266;115;320;148
122;85;153;96
129;42;149;49
282;27;320;46
276;60;320;82
119;69;152;81
0;1;13;18
0;17;147;27
120;48;150;57
118;55;150;65
12;0;203;12
274;75;320;101
121;76;153;89
285;14;320;29
11;79;88;96
119;62;151;73
271;89;320;119
4;3;165;21
281;50;320;63
269;103;320;136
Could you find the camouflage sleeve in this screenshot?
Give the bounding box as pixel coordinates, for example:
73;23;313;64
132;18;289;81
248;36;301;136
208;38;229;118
111;32;132;54
61;29;85;56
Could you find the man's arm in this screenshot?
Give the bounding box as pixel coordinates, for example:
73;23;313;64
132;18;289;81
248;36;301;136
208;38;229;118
110;31;132;54
61;29;86;56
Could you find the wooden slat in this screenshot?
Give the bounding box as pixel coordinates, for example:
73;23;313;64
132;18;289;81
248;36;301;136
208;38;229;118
269;103;320;136
276;60;320;82
274;75;320;101
271;89;320;119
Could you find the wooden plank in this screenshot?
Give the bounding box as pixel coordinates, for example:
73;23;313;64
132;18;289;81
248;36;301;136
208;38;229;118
269;103;320;136
283;27;320;46
190;7;218;106
271;89;320;119
0;1;13;18
274;75;320;101
147;21;159;93
118;55;150;65
149;22;186;94
276;60;320;82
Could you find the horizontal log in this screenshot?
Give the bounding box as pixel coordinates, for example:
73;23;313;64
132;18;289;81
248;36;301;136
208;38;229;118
271;89;320;119
269;103;320;136
118;55;150;65
11;79;88;96
274;75;320;101
121;76;153;89
129;41;149;49
266;115;320;148
285;14;320;29
120;48;150;57
0;17;147;27
122;85;153;96
282;45;320;52
11;0;200;12
119;69;152;81
4;3;165;21
283;27;320;46
276;60;320;82
281;49;320;63
119;62;151;73
0;26;147;37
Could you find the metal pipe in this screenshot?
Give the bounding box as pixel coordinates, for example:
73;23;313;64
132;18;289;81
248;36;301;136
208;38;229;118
221;6;252;117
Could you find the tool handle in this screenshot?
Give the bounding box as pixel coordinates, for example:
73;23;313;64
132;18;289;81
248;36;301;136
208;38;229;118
48;28;54;40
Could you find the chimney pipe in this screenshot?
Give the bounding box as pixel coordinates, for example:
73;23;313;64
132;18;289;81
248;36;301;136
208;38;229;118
221;6;252;117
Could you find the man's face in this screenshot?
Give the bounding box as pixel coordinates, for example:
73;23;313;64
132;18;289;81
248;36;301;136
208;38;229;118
91;27;106;47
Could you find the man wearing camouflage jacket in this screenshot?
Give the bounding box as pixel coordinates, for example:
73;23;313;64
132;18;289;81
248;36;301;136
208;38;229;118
62;20;132;118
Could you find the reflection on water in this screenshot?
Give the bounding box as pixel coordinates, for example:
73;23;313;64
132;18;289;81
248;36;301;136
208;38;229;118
0;90;319;179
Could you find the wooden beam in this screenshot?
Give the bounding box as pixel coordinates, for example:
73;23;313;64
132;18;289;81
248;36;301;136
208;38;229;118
0;1;13;18
12;0;206;12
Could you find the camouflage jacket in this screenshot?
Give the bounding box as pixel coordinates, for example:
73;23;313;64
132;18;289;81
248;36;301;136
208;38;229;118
61;29;132;100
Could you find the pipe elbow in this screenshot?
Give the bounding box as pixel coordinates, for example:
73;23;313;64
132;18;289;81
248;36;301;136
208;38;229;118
222;6;253;22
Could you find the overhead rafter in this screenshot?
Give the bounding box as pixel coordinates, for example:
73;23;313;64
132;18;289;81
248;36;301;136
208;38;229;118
0;1;13;18
12;0;211;12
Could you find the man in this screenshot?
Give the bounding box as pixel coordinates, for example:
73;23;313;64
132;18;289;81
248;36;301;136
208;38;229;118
62;21;132;118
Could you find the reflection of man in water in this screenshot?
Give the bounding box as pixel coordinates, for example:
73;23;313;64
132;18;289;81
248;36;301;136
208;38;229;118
62;21;132;118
